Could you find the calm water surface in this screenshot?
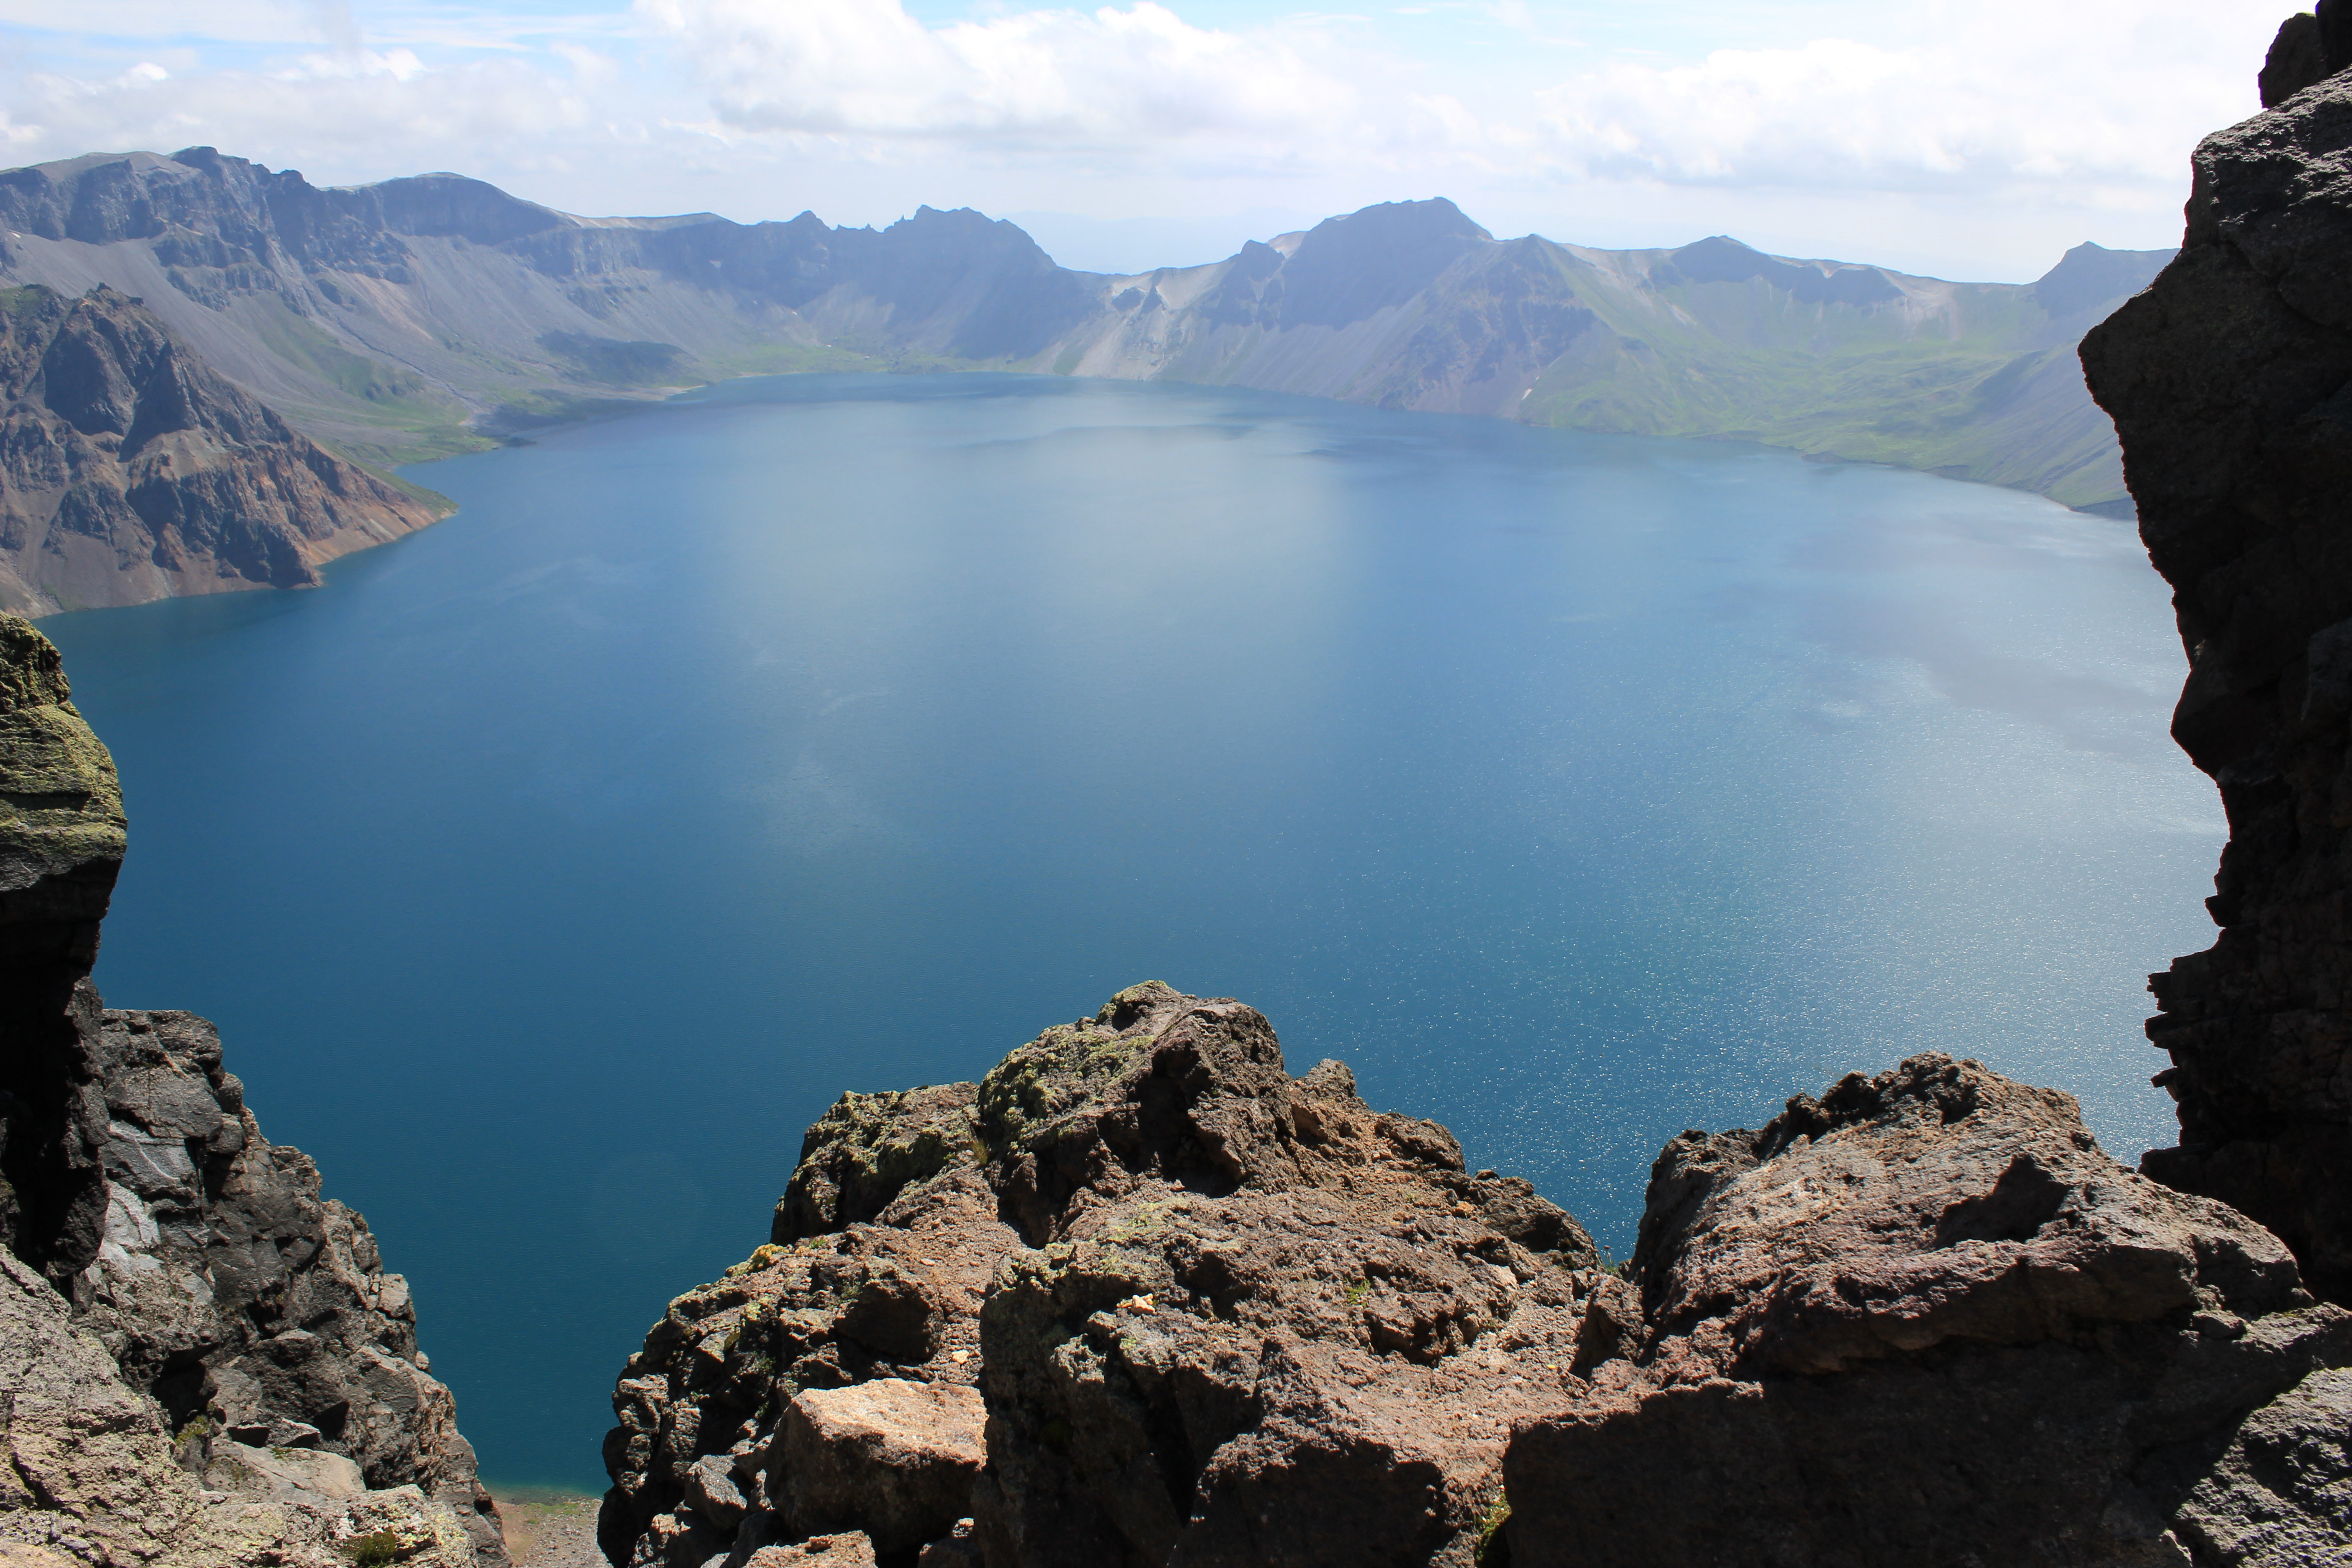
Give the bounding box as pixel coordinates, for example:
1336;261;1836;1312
44;373;2221;1489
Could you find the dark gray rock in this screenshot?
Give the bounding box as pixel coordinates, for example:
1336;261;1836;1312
0;617;122;1289
2175;1366;2352;1563
2081;14;2352;1308
67;1006;505;1563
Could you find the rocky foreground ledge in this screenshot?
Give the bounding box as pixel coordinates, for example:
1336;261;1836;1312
0;616;504;1567
601;985;2352;1568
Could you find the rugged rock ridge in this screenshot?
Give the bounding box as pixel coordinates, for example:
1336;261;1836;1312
600;982;1608;1568
0;151;2165;513
2080;11;2352;1305
611;997;2352;1568
1505;1055;2352;1566
0;282;441;614
0;614;503;1565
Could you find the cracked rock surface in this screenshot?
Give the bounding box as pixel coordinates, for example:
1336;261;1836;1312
1503;1054;2352;1568
2081;9;2352;1307
600;982;1608;1568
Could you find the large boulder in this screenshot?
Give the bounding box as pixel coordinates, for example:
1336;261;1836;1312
1504;1055;2352;1567
2080;10;2352;1304
779;1380;985;1555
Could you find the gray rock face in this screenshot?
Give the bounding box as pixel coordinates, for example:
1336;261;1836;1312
0;617;122;1288
66;1006;504;1561
1503;1054;2352;1568
0;1240;484;1567
2079;16;2352;1307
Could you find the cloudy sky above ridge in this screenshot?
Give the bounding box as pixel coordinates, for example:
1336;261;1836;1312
0;0;2286;280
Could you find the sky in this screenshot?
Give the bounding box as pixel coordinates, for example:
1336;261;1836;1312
0;0;2291;279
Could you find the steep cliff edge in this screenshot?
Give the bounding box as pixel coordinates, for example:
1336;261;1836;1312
0;613;504;1565
2080;11;2352;1305
0;283;444;614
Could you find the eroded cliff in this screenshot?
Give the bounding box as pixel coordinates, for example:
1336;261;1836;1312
0;284;443;614
0;613;504;1566
2080;8;2352;1305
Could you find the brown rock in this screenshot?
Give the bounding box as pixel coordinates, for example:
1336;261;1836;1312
0;286;445;616
914;1520;980;1567
1504;1054;2352;1567
779;1380;984;1555
2081;15;2352;1306
600;984;1605;1568
744;1534;878;1567
956;985;1601;1568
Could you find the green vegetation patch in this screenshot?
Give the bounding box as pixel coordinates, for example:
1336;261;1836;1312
341;1530;407;1567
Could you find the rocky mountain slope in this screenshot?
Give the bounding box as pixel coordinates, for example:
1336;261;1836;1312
0;282;442;615
0;614;503;1565
0;150;2164;512
604;985;2352;1568
2081;8;2352;1309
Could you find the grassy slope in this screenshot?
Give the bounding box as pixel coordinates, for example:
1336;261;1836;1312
1519;251;2132;510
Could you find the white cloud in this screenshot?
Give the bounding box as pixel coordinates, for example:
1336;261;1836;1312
637;0;1366;146
0;49;606;166
1530;1;2268;196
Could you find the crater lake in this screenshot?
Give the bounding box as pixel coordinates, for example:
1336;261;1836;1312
44;372;2221;1490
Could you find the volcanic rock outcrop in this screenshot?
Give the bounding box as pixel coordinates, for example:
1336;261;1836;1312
2080;11;2352;1305
1503;1054;2352;1566
0;283;441;614
601;982;1610;1568
612;983;2352;1568
0;613;503;1565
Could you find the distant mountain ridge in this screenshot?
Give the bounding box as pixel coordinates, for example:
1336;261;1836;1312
0;148;2170;518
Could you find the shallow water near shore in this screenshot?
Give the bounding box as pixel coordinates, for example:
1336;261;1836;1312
46;372;2220;1490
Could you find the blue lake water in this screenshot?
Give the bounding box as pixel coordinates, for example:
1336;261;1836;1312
43;372;2221;1490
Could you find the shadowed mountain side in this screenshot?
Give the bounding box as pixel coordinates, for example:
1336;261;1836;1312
0;152;2168;512
0;283;443;614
